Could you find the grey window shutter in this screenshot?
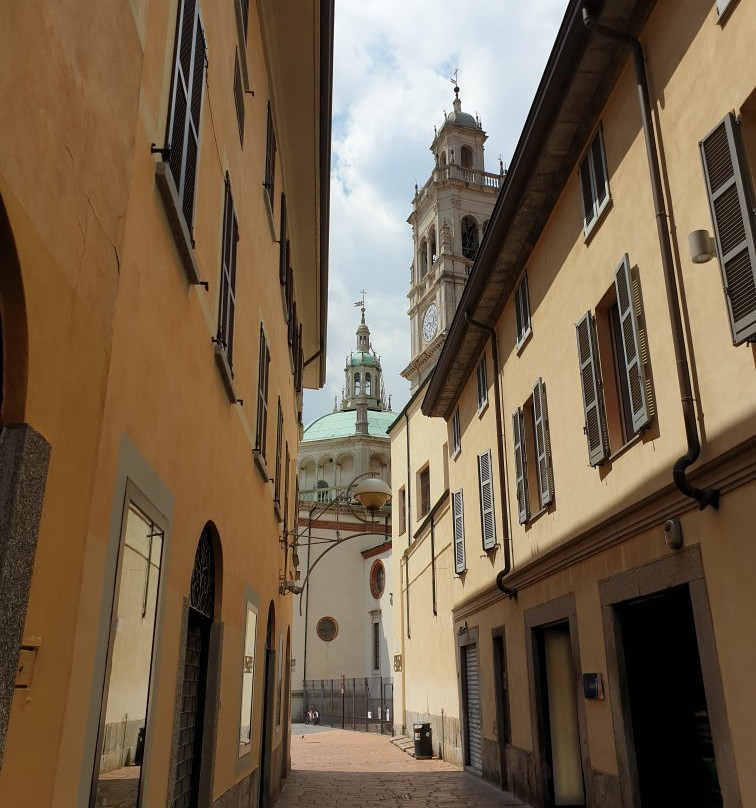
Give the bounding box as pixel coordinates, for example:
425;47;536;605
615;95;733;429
700;113;756;345
532;378;554;507
478;450;496;550
576;311;608;466
167;0;205;233
512;408;529;524
452;490;465;574
591;129;608;212
579;152;595;232
614;255;650;433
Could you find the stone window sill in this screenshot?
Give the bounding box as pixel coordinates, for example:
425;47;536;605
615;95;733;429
253;449;270;483
213;344;238;404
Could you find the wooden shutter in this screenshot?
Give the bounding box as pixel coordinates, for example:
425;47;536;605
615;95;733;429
478;450;496;550
512;408;529;524
279;194;287;284
452;490;466;574
233;53;244;144
614;255;650;433
167;0;206;232
265;103;276;202
532;378;554;508
256;327;270;456
700;113;756;344
576;311;608;466
274;399;283;503
218;177;238;367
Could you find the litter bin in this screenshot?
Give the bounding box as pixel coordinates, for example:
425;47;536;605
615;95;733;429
413;722;432;759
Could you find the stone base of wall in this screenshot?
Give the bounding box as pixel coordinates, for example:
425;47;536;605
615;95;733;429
405;710;463;767
213;766;259;808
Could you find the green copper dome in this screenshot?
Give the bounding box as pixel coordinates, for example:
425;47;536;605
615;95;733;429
302;410;396;441
447;109;477;128
349;351;377;367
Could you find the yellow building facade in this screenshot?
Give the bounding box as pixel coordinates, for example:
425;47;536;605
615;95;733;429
0;1;332;806
392;1;756;806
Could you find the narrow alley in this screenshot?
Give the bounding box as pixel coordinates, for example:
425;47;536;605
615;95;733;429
274;725;531;808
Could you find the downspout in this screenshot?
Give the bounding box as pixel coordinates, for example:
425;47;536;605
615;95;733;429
464;314;517;598
404;411;412;544
430;514;437;616
302;517;313;700
581;6;719;510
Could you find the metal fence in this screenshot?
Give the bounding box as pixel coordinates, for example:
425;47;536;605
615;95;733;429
302;676;393;735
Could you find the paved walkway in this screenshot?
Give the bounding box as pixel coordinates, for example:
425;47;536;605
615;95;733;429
275;725;531;807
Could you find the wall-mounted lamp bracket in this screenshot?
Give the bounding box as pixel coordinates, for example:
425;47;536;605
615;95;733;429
151;143;171;160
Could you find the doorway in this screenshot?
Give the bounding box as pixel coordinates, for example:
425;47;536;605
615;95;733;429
492;631;511;789
462;642;483;772
536;623;585;806
617;585;722;807
258;604;276;808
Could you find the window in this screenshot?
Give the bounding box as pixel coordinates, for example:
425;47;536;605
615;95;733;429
513;379;554;524
167;0;206;233
450;407;461;456
264;102;276;207
398;486;406;535
370;560;385;599
316;616;338;642
354;372;361;396
514;273;531;347
419;238;428;278
579;125;610;237
239;0;251;37
452;489;465;574
476;355;488;411
576;255;652;466
217;174;239;367
279;194;288;285
239;603;258;755
461;215;479;260
365;373;372;396
699;112;756;344
419;466;430;517
293;322;303;393
255;326;270;458
478;450;496;550
233;52;244;144
91;502;165;804
274;399;283;506
283;443;290;533
461;145;473;168
372;619;381;672
430;228;437;264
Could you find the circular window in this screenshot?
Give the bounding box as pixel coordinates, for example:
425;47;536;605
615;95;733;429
316;616;338;642
370;560;386;599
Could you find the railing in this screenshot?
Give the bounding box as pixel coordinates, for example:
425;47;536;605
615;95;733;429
415;165;502;201
299;485;350;504
300;677;394;735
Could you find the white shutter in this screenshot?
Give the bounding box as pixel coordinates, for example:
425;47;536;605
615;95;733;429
512;409;529;524
614;255;651;433
700;113;756;344
532;379;554;508
452;490;465;574
478;451;496;550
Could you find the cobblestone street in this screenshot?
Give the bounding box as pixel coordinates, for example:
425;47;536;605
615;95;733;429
275;725;531;807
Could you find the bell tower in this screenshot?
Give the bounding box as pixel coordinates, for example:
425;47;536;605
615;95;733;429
401;84;503;392
341;304;389;414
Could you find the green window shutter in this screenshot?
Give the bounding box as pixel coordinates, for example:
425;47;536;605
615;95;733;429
512;408;529;524
478;450;496;551
700;113;756;344
452;490;466;574
576;311;608;466
532;378;554;508
614;255;651;433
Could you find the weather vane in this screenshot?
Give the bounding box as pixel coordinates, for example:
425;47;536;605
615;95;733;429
450;68;459;87
354;290;366;308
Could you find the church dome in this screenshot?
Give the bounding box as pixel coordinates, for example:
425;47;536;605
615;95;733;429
302;410;396;442
349;351;377;367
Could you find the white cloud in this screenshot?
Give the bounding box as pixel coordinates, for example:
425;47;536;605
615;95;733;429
304;0;568;426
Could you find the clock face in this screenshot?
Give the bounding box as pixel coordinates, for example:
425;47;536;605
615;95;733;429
422;304;438;343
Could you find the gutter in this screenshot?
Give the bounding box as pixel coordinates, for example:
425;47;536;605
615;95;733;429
582;5;718;511
464;315;516;598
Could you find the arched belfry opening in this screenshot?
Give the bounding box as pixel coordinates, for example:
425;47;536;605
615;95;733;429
171;523;223;808
461;215;480;261
461;145;473;168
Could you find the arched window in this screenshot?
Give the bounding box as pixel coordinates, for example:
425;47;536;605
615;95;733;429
461;216;479;260
354;372;361;395
461;145;473;168
430;228;437;265
440;151;447;166
316;479;329;503
365;373;372;396
419;238;428;278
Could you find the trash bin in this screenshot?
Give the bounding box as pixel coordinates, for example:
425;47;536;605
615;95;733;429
413;722;432;759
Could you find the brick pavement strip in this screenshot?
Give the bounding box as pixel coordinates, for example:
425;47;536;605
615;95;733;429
274;725;531;808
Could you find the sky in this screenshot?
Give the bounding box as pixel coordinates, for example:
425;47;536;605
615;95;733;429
303;0;569;426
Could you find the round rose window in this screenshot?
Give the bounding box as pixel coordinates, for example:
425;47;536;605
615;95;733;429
370;560;386;599
316;616;338;642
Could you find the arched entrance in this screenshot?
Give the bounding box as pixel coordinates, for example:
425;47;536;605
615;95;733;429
173;524;220;808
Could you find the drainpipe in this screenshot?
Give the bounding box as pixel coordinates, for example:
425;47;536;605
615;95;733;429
464;314;517;598
404;411;412;544
581;6;719;510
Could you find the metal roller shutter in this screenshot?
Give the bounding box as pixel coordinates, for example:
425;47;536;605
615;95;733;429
464;643;483;772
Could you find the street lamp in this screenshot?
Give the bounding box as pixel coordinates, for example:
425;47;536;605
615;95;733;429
278;472;392;596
